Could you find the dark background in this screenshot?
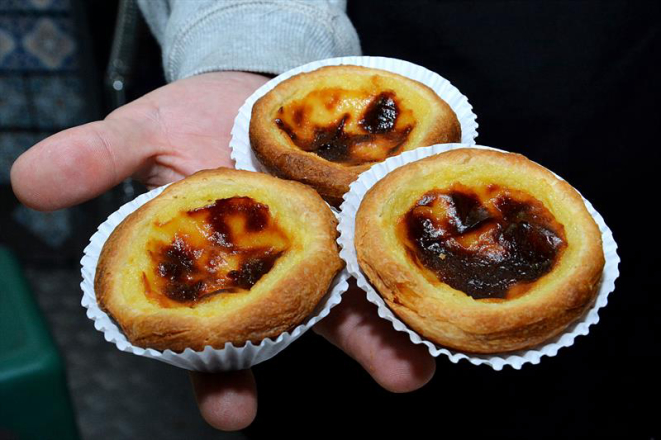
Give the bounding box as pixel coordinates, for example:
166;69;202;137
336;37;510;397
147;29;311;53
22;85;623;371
2;0;658;438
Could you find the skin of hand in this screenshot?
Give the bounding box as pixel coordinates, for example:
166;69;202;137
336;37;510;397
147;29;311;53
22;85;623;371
10;71;436;431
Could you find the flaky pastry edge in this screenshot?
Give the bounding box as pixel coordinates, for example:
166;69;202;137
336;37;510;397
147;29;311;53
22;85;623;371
249;65;461;206
355;148;605;354
95;168;343;352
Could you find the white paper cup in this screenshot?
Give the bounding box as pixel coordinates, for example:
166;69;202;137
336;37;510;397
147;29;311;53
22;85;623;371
80;183;350;372
229;56;478;173
337;143;620;371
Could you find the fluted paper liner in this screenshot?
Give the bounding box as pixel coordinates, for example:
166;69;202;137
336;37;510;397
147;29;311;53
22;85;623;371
337;144;619;370
230;56;478;173
80;183;350;372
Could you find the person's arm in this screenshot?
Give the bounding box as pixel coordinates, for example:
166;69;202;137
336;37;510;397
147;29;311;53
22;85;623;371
137;0;362;80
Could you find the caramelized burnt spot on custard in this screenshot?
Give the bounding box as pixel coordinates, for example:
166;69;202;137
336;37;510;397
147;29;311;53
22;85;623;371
274;86;415;165
143;197;290;307
398;184;567;301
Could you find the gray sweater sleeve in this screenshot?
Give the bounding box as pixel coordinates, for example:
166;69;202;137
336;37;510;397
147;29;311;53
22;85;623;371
136;0;362;82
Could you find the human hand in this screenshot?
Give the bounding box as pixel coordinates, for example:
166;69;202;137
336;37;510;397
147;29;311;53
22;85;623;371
11;71;436;431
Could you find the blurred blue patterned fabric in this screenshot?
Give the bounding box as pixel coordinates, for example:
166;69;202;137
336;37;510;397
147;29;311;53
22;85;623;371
0;0;92;256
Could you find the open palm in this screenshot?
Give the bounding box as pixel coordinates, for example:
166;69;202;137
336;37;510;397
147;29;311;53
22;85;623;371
11;71;435;431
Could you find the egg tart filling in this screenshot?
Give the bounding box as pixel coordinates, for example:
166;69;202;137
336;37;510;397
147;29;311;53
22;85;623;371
354;148;605;353
274;88;415;166
250;65;462;206
397;183;567;301
95;168;344;352
143;197;290;308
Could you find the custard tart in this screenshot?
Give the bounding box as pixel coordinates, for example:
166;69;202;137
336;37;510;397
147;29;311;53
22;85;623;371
95;169;342;352
250;65;461;206
355;148;604;354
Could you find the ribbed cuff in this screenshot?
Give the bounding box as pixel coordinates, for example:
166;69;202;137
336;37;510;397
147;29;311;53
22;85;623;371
164;1;361;82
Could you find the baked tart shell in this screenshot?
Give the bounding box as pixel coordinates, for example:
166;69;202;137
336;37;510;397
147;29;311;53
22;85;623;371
95;169;343;352
355;148;605;354
250;65;461;206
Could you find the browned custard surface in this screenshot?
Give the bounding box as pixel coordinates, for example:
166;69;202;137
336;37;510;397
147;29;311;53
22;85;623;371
274;87;416;166
397;184;567;301
143;197;290;307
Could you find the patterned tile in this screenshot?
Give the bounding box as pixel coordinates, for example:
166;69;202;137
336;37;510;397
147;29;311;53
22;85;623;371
12;204;71;247
0;26;16;65
22;18;76;69
0;0;27;11
0;16;77;70
28;75;87;128
0;0;70;11
0;16;35;70
28;0;71;11
0;76;33;128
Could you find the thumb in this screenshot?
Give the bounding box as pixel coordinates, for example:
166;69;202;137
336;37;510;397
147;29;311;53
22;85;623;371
10;117;158;211
190;369;258;431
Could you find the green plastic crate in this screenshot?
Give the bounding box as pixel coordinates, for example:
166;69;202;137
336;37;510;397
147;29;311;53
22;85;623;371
0;246;80;440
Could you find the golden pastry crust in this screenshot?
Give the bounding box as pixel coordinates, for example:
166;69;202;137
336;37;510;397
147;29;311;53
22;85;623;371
355;148;604;354
250;65;461;206
96;168;343;352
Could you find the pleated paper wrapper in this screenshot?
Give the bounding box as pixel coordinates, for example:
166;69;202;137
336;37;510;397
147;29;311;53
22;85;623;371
80;183;350;372
229;55;478;174
337;143;620;371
